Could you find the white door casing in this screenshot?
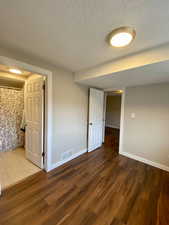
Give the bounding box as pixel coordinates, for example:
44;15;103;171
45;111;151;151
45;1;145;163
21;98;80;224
0;55;53;172
88;88;104;152
25;75;44;168
102;92;107;143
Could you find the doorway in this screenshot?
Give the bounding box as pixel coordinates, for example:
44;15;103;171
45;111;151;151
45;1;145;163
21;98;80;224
0;65;45;190
104;91;122;153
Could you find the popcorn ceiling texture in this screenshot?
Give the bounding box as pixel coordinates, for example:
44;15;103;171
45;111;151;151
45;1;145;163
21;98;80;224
0;88;24;152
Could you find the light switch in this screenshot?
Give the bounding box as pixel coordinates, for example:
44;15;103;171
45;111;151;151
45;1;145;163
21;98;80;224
131;113;135;119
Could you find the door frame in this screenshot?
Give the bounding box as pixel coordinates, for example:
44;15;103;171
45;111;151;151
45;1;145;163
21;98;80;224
103;89;125;154
0;55;53;172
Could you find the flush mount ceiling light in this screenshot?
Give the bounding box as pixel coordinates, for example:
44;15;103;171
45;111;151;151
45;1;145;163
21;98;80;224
108;27;136;47
9;68;22;74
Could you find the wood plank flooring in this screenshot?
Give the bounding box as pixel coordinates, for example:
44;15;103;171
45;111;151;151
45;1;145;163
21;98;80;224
104;127;120;153
0;145;169;225
0;148;41;190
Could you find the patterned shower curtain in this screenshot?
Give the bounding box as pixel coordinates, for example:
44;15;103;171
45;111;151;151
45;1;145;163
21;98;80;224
0;88;24;152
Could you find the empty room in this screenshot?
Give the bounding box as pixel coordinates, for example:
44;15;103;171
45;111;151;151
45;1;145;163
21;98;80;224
0;1;169;225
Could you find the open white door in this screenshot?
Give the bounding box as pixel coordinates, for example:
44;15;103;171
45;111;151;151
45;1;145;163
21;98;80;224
88;88;104;152
25;75;44;168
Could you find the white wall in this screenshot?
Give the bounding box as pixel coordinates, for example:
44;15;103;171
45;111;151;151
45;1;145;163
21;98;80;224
122;83;169;168
0;47;88;168
105;95;121;129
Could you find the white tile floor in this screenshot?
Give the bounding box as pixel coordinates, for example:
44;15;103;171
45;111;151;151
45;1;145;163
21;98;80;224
0;148;41;190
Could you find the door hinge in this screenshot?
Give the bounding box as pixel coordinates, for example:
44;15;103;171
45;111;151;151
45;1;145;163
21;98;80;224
42;152;45;157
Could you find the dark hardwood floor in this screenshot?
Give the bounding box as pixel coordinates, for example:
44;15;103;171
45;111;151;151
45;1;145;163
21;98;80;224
0;144;169;225
104;127;120;153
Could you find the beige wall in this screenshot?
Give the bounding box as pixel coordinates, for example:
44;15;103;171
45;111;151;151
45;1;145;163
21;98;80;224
0;47;88;166
123;83;169;167
106;95;121;129
52;70;88;163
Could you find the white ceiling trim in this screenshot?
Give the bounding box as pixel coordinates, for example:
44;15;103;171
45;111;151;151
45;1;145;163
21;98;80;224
74;43;169;82
76;60;169;90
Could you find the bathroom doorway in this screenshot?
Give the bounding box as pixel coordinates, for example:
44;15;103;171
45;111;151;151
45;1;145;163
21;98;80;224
0;64;45;190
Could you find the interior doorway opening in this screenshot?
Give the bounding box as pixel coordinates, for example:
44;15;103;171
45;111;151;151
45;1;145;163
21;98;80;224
103;90;122;154
0;64;45;190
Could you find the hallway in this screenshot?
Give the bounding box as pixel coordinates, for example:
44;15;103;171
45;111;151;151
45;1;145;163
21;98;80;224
104;127;120;153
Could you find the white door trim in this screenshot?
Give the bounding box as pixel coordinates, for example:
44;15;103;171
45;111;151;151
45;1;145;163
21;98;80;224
102;92;107;143
119;88;125;154
0;55;53;172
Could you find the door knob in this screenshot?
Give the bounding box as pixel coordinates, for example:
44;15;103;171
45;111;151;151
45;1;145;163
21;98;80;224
89;123;93;125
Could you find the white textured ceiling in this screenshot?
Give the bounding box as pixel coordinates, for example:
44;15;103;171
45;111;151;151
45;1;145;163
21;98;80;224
0;0;169;72
78;60;169;89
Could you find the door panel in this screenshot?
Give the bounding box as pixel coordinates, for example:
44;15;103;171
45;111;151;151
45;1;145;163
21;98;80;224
88;88;104;152
25;75;44;168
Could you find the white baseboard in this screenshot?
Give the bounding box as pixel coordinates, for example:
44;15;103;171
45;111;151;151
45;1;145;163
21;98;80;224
106;124;120;129
49;149;87;171
120;151;169;172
